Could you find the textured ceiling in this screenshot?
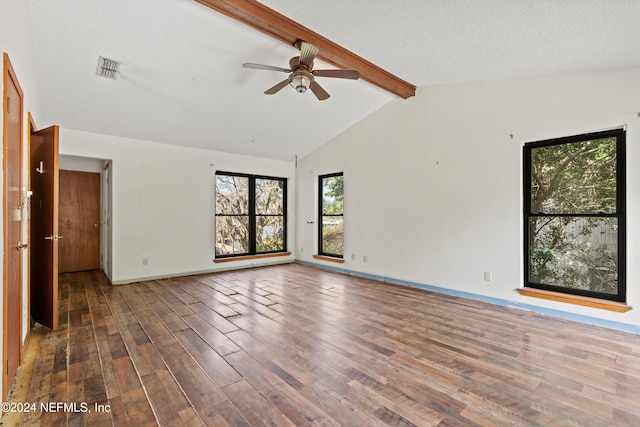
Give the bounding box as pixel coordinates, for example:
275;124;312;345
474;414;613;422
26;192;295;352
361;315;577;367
260;0;640;86
25;0;640;161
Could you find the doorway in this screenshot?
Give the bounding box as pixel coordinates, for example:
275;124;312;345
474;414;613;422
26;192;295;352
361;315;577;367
58;155;112;279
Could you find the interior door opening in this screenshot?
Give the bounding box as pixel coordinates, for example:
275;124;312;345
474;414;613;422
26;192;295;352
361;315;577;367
58;155;112;281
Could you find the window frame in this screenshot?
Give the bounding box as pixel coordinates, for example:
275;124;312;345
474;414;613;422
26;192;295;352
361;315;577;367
522;128;626;302
215;171;287;259
318;172;344;258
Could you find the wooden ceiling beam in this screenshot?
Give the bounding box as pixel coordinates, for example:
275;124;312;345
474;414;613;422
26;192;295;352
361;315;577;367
194;0;416;99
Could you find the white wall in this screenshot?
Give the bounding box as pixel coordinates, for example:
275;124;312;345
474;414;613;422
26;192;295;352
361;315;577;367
60;129;295;284
297;68;640;329
59;155;105;173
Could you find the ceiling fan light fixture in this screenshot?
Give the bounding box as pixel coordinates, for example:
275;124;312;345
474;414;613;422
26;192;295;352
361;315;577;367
244;41;357;100
289;71;311;93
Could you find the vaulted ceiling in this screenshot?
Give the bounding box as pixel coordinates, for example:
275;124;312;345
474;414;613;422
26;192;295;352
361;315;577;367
26;0;640;161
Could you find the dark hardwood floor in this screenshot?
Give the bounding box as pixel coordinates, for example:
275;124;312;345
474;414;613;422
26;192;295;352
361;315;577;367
6;263;640;426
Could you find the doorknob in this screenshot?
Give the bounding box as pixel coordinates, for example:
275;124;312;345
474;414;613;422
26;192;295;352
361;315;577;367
44;235;63;240
16;241;28;250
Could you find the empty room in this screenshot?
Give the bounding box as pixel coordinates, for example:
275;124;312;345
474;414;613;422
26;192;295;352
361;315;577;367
1;0;640;425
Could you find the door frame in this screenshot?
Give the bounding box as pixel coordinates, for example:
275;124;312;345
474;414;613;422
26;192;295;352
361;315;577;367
57;155;113;281
26;112;35;337
101;160;112;280
3;52;24;400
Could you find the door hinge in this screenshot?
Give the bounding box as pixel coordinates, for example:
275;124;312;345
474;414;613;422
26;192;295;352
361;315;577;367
6;97;10;114
6;359;9;374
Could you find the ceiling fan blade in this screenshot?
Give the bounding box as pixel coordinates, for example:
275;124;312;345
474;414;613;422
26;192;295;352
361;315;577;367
298;41;319;68
243;63;290;73
310;81;330;101
313;69;360;80
264;79;290;95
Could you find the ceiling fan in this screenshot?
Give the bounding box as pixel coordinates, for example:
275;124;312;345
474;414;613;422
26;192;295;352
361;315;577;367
242;40;360;101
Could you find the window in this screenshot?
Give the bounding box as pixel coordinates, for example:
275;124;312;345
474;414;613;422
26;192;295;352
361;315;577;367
523;129;626;302
215;172;286;258
318;173;344;257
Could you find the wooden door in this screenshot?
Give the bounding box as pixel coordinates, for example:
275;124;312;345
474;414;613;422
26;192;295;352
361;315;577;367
30;126;59;330
3;53;24;400
59;170;101;273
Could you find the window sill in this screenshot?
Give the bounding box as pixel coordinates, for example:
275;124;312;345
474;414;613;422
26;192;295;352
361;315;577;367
313;254;345;264
517;288;632;313
214;252;291;263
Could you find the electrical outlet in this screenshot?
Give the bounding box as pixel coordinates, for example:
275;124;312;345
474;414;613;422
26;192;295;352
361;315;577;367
363;255;368;263
351;254;356;261
143;258;148;266
484;271;492;281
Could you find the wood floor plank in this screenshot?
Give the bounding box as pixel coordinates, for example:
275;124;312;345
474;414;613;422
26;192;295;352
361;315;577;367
229;293;284;318
20;335;60;425
221;379;296;427
154;336;229;422
229;283;279;306
187;302;240;334
109;306;166;377
181;313;241;356
147;301;190;333
118;387;159;426
8;265;640;426
226;329;311;389
146;280;195;317
111;356;142;395
39;370;70;427
140;369;202;427
158;277;200;305
174;328;242;387
223;350;341;427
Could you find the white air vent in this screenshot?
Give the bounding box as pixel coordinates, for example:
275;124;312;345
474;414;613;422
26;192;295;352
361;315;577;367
96;56;120;80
